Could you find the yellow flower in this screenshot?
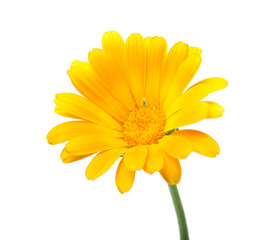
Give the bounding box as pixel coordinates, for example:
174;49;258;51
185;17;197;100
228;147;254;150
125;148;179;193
47;31;227;193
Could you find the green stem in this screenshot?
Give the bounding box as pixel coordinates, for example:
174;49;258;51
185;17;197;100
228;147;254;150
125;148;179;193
168;184;189;240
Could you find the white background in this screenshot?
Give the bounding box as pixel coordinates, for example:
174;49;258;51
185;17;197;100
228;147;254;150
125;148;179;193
1;0;271;239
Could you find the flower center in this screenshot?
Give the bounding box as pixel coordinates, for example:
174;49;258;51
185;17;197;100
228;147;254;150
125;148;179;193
122;106;166;147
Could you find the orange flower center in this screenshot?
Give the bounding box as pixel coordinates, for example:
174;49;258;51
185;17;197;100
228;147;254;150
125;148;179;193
122;106;166;147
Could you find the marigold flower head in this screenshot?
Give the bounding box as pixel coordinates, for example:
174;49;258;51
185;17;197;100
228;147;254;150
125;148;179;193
47;31;227;193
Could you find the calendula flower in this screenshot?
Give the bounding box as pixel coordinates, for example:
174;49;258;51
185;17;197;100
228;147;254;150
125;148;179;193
47;31;227;194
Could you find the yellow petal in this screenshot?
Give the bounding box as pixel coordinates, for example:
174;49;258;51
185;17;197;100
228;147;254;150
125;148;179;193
67;60;128;122
164;54;202;109
85;148;127;180
143;144;164;174
125;33;146;107
176;54;202;94
173;130;220;157
88;49;135;111
145;37;167;107
167;77;228;118
188;77;228;92
166;82;211;117
159;150;182;185
102;31;125;65
65;135;128;155
204;101;225;118
47;121;122;145
165;102;209;132
160;42;189;107
124;145;148;171
144;36;152;48
54;93;121;130
67;61;98;103
159;135;192;159
189;46;202;56
116;157;135;194
60;148;90;163
54;109;80;120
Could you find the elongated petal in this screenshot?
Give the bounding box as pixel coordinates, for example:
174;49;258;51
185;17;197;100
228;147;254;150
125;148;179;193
67;60;128;122
160;42;189;106
145;37;167;107
173;130;220;157
159;150;182;185
54;109;81;119
54;93;121;130
164;54;202;109
143;144;164;174
167;77;228;117
159;135;192;159
165;102;209;132
126;33;146;107
144;37;152;48
176;54;202;93
189;46;202;56
124;145;148;171
116;158;135;194
60;148;90;163
65;135;128;155
102;31;125;65
88;49;135;111
47;121;122;145
188;77;228;92
85;148;127;180
166;83;211;117
204;101;225;118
